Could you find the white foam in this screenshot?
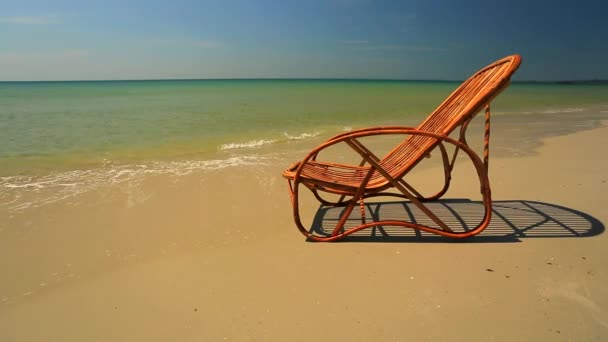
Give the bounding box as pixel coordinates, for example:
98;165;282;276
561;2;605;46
219;139;277;150
0;155;275;212
219;131;321;151
282;131;321;140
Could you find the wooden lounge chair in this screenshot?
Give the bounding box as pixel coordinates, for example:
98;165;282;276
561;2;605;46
282;55;522;241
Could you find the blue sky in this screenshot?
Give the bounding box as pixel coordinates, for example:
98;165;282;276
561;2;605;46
0;0;606;81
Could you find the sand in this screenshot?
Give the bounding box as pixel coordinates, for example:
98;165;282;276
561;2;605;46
1;120;608;341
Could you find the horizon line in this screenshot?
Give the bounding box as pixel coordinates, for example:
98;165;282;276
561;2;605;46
0;77;606;84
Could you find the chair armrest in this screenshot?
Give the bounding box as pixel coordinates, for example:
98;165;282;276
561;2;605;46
325;126;416;143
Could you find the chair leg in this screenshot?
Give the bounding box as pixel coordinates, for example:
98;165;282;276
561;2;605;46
288;179;362;242
419;142;453;201
288;179;315;239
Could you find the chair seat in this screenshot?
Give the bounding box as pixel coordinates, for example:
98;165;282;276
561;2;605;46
283;160;387;190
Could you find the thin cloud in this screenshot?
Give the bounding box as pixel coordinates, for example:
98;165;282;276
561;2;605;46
0;50;90;63
0;15;62;25
362;44;406;51
339;39;442;52
62;49;90;57
191;40;223;49
339;40;370;45
146;37;224;49
403;46;446;52
348;43;445;52
331;0;373;6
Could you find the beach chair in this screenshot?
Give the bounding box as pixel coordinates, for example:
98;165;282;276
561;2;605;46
282;55;522;241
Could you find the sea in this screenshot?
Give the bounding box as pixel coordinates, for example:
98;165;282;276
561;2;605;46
2;79;608;211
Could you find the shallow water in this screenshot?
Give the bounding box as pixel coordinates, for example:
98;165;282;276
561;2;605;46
2;79;608;173
1;79;608;212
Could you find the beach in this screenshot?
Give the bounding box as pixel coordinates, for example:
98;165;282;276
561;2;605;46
1;81;608;340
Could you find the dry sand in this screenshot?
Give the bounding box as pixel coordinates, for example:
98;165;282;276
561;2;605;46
1;121;608;341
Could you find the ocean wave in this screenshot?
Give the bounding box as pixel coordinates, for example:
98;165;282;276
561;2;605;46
219;139;277;151
282;131;321;140
540;108;584;114
1;155;275;212
219;131;321;151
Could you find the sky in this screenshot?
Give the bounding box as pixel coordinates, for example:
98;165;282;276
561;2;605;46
0;0;607;81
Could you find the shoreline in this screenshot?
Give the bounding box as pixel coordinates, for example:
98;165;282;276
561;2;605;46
2;109;607;213
3;79;608;178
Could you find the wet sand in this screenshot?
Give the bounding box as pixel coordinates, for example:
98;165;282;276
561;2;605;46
1;117;608;341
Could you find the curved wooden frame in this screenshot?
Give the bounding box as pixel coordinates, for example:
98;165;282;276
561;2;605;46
282;55;522;241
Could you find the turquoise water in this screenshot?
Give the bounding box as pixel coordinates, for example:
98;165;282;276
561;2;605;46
1;79;608;176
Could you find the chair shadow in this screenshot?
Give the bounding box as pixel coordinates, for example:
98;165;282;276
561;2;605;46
309;199;604;243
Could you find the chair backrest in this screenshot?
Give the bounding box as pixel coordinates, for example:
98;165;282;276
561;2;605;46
379;55;521;178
